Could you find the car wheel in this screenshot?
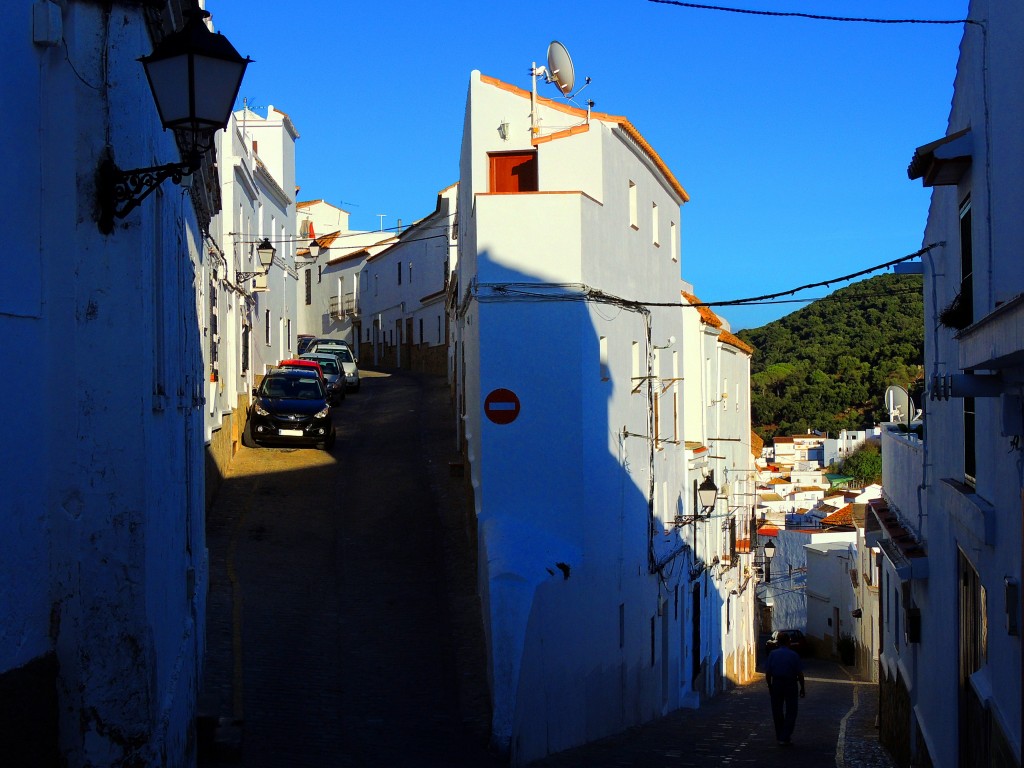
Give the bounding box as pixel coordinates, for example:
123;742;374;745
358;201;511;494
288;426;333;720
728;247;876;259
320;429;336;451
242;420;258;448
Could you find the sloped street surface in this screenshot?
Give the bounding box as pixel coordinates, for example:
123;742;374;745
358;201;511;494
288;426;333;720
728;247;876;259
198;371;499;767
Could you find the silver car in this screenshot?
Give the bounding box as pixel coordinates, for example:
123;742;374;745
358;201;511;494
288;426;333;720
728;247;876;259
298;354;346;403
307;342;360;391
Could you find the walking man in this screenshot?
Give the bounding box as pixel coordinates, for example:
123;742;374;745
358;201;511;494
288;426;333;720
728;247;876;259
765;635;806;745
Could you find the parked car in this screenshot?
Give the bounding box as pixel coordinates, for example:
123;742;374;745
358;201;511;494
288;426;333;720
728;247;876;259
277;357;323;379
275;358;346;403
296;334;316;355
296;353;347;403
307;337;357;364
323;348;364;393
243;369;335;450
765;629;809;656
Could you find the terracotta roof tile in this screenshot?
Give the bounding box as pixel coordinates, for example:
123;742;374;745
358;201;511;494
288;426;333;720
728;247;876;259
681;291;723;328
820;504;854;527
479;74;689;203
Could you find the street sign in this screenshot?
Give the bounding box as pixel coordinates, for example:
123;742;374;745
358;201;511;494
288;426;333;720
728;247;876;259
484;388;520;425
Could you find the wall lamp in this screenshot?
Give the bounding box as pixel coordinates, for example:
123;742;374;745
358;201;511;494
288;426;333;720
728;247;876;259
97;8;251;234
763;540;776;584
236;238;276;282
671;477;718;527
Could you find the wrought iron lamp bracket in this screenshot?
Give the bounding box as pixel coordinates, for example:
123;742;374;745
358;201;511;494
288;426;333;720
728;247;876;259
97;154;199;234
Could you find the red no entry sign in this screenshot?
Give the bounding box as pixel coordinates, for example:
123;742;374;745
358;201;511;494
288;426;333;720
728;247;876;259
484;388;520;425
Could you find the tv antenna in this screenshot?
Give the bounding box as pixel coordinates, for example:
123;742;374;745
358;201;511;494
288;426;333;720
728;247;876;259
884;385;920;425
531;41;593;138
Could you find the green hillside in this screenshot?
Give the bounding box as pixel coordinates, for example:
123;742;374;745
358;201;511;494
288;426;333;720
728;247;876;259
735;273;924;441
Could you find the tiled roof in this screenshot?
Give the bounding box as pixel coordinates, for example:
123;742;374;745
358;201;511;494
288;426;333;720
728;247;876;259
719;329;753;355
479;74;690;203
680;291;723;328
820;504;854;527
750;430;764;458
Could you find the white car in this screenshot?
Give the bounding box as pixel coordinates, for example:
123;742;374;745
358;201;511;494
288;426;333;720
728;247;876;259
307;343;360;392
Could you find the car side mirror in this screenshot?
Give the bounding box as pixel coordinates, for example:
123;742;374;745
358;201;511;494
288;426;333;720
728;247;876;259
251;388;258;398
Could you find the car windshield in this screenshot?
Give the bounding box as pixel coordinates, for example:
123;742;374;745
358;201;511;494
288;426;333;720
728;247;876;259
262;376;324;400
314;359;339;375
335;348;354;363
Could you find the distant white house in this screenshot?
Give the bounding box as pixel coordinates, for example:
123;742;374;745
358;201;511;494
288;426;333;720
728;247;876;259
294;200;396;348
358;184;457;373
877;1;1023;765
453;70;754;765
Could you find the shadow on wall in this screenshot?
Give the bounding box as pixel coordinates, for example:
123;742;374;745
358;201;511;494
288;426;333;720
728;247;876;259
466;259;728;763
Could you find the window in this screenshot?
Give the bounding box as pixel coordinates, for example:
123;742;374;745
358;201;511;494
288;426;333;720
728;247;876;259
959;196;973;324
241;326;250;373
419;318;424;344
629;181;638;229
317;265;322;284
408;262;413;283
653;349;661;446
304;269;312;305
264;310;271;345
670;221;678;262
398;262;402;285
672;351;679;442
599;336;610;381
488;152;538;192
652;202;659;246
964;392;976;487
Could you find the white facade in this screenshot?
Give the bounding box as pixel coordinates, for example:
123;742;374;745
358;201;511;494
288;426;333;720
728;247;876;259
878;2;1023;764
805;541;857;657
2;2;224;763
205;107;299;465
357;184;456;371
454;71;754;765
226;106;300;375
296;200;396;349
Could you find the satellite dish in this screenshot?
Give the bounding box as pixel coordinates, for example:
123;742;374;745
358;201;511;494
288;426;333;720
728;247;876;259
546;41;575;95
885;385;911;425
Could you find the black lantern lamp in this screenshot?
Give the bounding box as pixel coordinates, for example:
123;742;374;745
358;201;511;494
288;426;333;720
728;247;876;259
763;539;776;584
697;476;718;511
236;238;276;282
97;8;251;234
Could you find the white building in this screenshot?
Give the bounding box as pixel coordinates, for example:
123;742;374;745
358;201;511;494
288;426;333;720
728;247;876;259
227;106;300;373
2;2;241;763
877;1;1022;765
204;106;299;492
453;70;754;765
357;184;457;373
296;201;396;351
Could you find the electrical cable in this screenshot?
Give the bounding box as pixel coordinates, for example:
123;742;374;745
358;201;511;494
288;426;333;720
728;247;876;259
646;0;969;25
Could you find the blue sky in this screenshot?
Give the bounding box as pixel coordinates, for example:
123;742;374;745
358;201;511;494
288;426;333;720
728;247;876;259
210;0;968;330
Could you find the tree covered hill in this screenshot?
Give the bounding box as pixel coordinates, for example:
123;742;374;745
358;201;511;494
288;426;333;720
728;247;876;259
735;273;924;441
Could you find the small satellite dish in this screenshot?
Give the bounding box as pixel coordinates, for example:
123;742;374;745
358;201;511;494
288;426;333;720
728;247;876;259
546;41;575;95
885;385;911;425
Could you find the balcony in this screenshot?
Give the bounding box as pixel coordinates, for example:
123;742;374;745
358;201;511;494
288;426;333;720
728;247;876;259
329;293;360;320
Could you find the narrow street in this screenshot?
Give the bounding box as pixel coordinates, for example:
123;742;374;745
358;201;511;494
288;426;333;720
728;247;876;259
198;370;896;768
198;371;499;767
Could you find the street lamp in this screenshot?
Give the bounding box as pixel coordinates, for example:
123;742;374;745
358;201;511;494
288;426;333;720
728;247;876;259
236;238;276;282
697;476;718;511
97;8;251;234
763;540;776;584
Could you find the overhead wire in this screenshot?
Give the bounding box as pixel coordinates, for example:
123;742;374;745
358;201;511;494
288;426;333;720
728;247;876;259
645;0;969;25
